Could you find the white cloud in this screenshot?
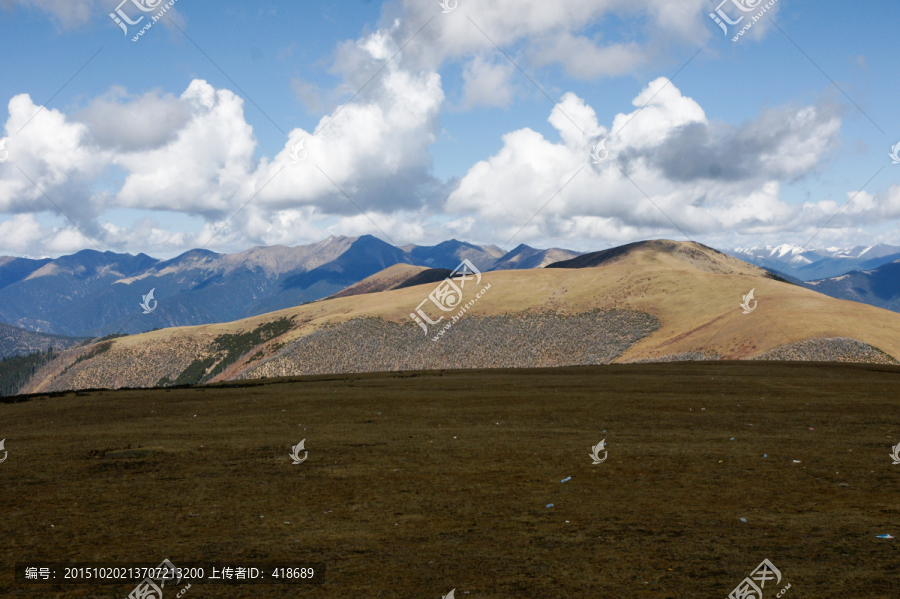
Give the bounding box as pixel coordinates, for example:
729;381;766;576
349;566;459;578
0;93;111;222
78;86;191;152
0;213;100;255
252;63;445;215
460;55;516;109
444;79;855;249
3;71;898;257
0;59;445;254
529;34;646;79
113;80;258;216
0;214;44;251
387;0;712;75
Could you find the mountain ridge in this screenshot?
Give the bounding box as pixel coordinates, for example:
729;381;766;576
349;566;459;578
0;236;579;337
804;259;900;312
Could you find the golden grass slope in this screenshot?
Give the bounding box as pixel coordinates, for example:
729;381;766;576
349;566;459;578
21;240;900;393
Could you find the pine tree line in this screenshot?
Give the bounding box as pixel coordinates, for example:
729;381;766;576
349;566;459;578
0;347;57;397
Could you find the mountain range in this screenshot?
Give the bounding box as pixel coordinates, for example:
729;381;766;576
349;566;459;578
805;259;900;313
728;244;900;281
5;235;900;345
0;237;580;338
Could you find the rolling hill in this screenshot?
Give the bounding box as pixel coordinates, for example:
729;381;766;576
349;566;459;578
19;239;900;394
400;239;507;271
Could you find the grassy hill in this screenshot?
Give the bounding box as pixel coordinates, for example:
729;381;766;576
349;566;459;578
20;240;900;394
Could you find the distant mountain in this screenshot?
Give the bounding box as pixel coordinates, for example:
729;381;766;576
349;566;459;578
0;249;159;335
282;236;416;291
0;322;84;359
0;236;578;337
331;243;582;299
0;255;52;289
727;244;900;281
402;240;505;271
805;259;900;313
489;244;581;270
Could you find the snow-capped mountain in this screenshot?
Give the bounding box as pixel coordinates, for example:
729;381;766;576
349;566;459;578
727;244;900;281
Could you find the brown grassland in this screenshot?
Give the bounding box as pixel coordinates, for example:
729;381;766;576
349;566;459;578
2;361;899;598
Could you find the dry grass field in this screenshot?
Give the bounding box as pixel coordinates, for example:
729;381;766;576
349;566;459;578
3;361;899;598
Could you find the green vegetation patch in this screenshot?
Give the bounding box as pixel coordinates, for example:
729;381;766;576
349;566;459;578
78;332;128;347
165;316;296;387
0;347;58;397
170;356;219;386
72;341;114;367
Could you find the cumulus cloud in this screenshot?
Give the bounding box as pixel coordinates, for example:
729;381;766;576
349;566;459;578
0;214;44;251
382;0;712;77
78;86;191;152
443;79;851;248
0;213;98;255
0;57;445;254
799;184;900;228
623;102;842;184
112;80;258;217
0;93;110;225
305;0;721;122
252;63;445;216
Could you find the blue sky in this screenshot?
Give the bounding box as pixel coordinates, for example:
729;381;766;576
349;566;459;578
0;0;898;258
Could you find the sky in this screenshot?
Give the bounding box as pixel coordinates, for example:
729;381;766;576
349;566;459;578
0;0;898;259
